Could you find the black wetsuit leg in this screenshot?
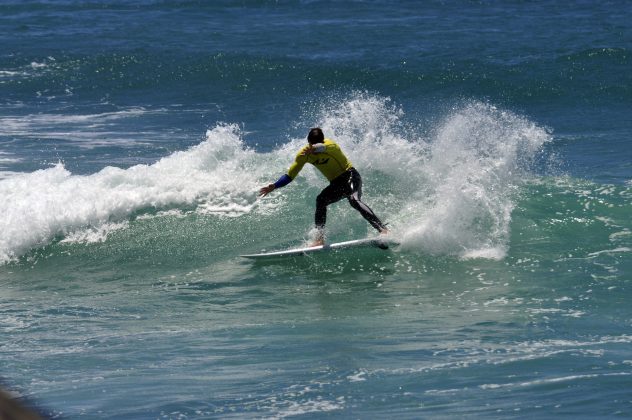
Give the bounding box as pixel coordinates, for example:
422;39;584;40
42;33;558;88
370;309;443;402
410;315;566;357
346;169;387;232
314;168;387;232
314;173;349;229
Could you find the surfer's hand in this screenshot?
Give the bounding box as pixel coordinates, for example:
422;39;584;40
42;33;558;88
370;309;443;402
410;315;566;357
259;184;275;197
301;145;314;156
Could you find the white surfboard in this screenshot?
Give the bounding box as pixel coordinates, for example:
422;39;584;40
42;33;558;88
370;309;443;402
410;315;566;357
240;237;393;259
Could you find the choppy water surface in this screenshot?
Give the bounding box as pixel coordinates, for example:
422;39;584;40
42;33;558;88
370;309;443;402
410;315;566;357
1;1;631;418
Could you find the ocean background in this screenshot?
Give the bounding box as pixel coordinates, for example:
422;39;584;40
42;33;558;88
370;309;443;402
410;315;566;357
1;0;631;418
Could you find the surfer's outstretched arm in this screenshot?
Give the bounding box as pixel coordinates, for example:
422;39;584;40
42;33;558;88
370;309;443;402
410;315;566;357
258;174;292;197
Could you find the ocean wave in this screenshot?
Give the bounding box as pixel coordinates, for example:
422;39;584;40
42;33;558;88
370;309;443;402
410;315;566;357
5;94;628;265
0;124;266;264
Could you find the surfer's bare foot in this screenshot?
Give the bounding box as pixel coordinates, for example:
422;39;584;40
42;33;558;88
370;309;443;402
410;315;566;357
379;228;390;235
309;238;325;247
309;228;325;247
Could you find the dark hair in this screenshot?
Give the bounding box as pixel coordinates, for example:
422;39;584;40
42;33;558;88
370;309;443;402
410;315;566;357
307;128;325;144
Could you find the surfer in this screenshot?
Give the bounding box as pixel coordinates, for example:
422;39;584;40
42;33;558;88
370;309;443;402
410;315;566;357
259;128;388;246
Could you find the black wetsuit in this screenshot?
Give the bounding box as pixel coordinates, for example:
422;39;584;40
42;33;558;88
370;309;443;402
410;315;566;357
273;138;387;233
315;168;386;232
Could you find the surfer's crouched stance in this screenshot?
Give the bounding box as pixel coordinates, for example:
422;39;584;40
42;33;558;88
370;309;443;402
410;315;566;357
259;128;388;246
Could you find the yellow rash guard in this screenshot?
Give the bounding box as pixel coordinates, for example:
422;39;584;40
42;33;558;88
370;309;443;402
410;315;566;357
287;139;353;181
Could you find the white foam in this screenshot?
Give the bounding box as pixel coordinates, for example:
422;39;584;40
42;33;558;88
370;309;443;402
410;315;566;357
309;95;551;259
59;221;129;245
480;371;632;390
0;171;22;180
30;61;48;69
275;398;344;418
0;107;165;146
461;247;507;261
347;370;368;382
398;101;551;259
0;70;25;78
588;247;631;257
0;152;21;164
1;58;55;80
0;124;270;264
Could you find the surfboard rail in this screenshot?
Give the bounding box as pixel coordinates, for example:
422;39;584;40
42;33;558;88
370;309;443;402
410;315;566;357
240;237;394;259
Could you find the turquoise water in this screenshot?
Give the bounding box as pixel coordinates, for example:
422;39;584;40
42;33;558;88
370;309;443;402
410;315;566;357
1;1;631;418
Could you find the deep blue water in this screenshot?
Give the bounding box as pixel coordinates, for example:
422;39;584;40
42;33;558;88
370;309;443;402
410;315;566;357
1;1;631;418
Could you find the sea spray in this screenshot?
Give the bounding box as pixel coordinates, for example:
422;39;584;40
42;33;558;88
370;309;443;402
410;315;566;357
293;94;551;259
400;101;552;259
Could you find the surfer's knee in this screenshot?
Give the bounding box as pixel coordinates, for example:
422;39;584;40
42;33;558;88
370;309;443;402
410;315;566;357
316;192;329;208
347;192;361;209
